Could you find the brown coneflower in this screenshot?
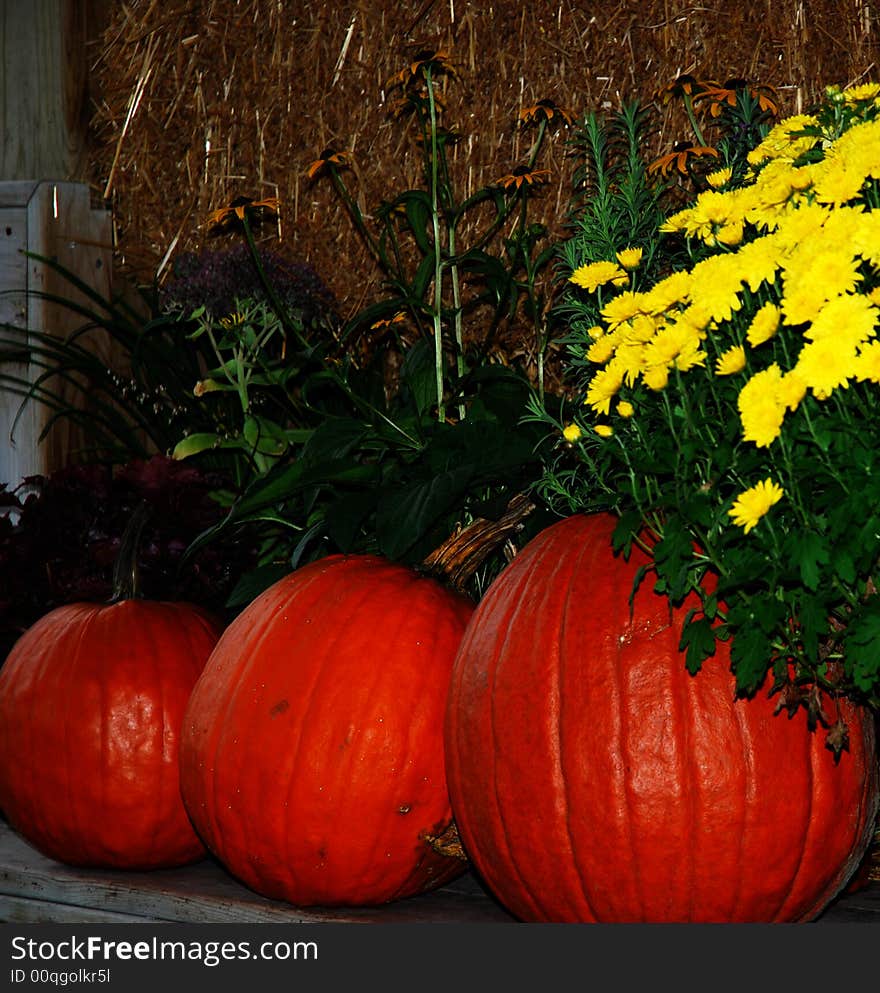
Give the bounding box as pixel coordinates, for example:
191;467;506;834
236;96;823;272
694;78;780;117
648;141;719;178
495;165;552;191
519;98;576;128
306;148;351;180
206;196;280;231
387;48;458;89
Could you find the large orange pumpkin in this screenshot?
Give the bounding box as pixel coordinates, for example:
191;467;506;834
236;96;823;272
0;598;222;868
179;553;474;906
444;512;880;922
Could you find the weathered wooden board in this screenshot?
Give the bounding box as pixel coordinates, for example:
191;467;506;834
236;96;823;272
0;820;513;924
0;180;113;486
0;819;877;924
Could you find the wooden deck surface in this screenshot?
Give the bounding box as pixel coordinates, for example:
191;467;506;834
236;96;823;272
0;820;877;924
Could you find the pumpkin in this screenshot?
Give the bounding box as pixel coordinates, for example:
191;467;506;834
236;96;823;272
444;512;880;922
0;598;222;868
179;553;474;906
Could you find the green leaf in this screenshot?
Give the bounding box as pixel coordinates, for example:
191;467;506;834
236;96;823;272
401;191;434;254
301;417;369;462
225;563;292;608
399;338;437;416
172;433;224;459
376;466;474;560
728;623;774;696
843;600;880;694
324;490;377;552
243;414;289;456
783;530;830;591
679;613;717;675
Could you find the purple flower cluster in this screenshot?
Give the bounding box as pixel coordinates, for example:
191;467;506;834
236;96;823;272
161;243;340;330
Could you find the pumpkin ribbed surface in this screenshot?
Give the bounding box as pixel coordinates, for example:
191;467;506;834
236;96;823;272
179;553;474;906
445;513;880;922
0;599;221;868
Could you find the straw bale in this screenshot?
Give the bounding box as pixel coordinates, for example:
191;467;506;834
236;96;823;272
84;0;880;385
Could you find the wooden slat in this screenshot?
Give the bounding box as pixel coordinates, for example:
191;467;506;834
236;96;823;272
0;820;512;924
1;819;877;924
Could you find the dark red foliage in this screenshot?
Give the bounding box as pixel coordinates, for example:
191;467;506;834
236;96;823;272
0;456;256;660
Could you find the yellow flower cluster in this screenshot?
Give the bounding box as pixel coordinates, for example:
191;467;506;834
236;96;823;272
572;85;880;450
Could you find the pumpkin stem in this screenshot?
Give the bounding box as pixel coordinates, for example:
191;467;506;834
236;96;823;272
424;821;468;861
110;501;152;602
420;492;536;593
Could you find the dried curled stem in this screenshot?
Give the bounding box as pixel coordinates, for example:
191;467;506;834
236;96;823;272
421;492;536;593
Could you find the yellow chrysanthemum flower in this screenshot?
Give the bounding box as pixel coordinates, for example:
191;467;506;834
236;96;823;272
594;424;614;438
688;254;745;323
616;400;634;417
746;114;818;167
641;271;691;314
777;369;807;412
586;333;619;364
706;167;732;189
616;247;643;270
854;340;880;382
738;364;786;446
562;423;582;443
746;302;781;347
813;159;867;206
795;337;859;399
601;291;648;329
727;478;784;534
715;344;746;376
570;260;628;292
642;364;670;390
781;247;862;325
805;293;878;346
842;82;880;103
585;361;625;414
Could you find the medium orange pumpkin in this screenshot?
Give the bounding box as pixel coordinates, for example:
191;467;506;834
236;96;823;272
179;553;474;906
444;512;880;922
0;598;222;868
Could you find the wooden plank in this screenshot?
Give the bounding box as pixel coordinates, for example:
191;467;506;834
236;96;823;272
0;894;164;924
0;821;513;924
0;1;90;182
25;179;115;474
0;191;36;489
1;819;877;924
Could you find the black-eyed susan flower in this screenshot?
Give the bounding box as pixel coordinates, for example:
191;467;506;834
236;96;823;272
648;141;719;178
519;98;576;128
206;196;280;232
307;148;351;180
387;48;458;89
694;78;779;118
370;312;408;334
655;74;703;101
495;165;551;191
727;478;783;533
